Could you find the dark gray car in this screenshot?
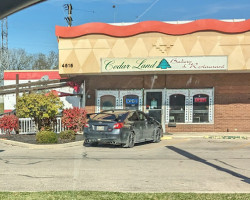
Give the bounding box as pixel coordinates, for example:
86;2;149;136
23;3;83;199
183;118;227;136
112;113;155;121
83;109;163;148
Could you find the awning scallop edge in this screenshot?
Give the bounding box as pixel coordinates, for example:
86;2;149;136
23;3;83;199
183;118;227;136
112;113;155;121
55;19;250;38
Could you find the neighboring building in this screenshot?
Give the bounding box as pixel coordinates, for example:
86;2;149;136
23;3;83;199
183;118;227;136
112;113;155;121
3;70;83;113
32;19;250;132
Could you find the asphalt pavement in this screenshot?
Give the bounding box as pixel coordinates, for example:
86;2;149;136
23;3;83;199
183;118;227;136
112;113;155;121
0;131;249;149
0;135;249;193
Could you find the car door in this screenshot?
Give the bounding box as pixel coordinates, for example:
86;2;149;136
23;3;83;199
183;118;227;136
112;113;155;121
145;115;156;140
127;111;143;142
137;111;153;140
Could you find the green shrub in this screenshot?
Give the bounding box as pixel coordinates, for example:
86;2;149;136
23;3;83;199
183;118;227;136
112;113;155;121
0;103;4;113
59;130;75;140
36;130;58;144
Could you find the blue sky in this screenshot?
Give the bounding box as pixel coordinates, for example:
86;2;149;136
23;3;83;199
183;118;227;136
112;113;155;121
7;0;250;54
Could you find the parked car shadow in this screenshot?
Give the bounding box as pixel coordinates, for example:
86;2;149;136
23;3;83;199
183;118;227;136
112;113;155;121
166;146;250;184
83;141;153;149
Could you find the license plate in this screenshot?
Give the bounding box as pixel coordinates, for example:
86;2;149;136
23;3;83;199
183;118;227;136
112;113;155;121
96;126;105;131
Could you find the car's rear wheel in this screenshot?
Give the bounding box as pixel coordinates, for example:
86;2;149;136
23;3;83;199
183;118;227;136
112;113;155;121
90;142;99;146
123;132;135;148
153;129;161;143
83;141;98;147
83;141;90;147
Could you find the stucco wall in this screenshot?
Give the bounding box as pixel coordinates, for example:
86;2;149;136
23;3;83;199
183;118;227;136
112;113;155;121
58;31;250;75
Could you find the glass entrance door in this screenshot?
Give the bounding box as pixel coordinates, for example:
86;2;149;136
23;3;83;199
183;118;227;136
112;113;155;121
145;91;163;124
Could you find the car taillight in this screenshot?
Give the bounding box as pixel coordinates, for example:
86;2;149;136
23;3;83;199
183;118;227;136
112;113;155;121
113;122;124;129
84;123;89;128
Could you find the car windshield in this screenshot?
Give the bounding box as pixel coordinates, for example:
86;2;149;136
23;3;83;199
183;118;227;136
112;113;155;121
92;112;129;122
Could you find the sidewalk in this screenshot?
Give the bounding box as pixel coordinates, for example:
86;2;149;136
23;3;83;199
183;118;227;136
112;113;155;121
162;132;250;140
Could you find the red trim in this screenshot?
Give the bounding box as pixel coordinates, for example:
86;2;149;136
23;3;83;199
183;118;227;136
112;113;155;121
4;110;13;113
4;71;62;80
55;19;250;38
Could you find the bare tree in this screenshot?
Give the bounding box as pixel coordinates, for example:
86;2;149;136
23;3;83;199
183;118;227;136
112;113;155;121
32;51;58;70
3;48;59;73
47;51;58;69
8;48;33;70
32;53;48;70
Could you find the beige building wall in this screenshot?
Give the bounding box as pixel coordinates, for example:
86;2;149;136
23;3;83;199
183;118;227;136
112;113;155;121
58;31;250;75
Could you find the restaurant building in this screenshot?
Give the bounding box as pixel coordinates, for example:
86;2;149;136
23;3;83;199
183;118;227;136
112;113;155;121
55;19;250;132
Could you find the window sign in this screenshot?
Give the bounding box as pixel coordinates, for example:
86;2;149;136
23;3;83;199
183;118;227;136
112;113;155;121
125;98;138;107
193;94;209;123
120;90;143;111
124;95;139;110
194;97;207;103
126;98;138;105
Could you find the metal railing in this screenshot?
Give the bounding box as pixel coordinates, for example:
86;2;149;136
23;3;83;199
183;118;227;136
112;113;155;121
54;117;64;133
0;117;64;135
19;118;36;134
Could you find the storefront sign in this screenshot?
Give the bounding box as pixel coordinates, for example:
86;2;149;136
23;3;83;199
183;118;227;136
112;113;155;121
194;97;207;103
125;98;138;109
101;56;227;72
126;98;138;105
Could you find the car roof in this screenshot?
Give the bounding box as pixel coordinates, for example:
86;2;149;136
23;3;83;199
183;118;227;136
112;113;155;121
100;109;137;114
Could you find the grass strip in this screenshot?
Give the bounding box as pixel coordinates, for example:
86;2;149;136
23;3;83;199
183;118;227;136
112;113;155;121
0;191;250;200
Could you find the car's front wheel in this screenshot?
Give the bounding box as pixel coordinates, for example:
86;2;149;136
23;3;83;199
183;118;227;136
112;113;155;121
153;128;161;143
123;132;135;148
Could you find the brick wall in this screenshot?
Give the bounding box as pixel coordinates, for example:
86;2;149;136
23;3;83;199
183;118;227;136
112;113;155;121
81;73;250;132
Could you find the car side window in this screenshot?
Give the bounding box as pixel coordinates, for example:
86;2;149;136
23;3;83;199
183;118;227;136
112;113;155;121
128;112;139;121
138;112;146;121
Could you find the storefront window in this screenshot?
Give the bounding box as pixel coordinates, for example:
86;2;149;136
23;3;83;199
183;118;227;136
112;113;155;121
167;89;213;124
146;91;162;123
146;92;162;110
193;94;209;123
169;94;185;123
123;95;139;110
100;95;115;111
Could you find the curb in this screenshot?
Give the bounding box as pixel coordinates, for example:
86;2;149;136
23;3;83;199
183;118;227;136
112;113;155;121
161;135;249;140
161;136;173;140
1;134;248;148
203;135;248;140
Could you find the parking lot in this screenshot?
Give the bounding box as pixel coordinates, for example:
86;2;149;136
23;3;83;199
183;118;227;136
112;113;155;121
0;137;250;192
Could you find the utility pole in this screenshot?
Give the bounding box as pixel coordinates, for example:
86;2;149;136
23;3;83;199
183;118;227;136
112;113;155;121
64;4;73;27
0;17;9;84
16;74;19;134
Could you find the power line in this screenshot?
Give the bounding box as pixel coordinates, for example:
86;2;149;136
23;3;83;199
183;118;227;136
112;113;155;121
135;0;160;22
74;8;95;14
